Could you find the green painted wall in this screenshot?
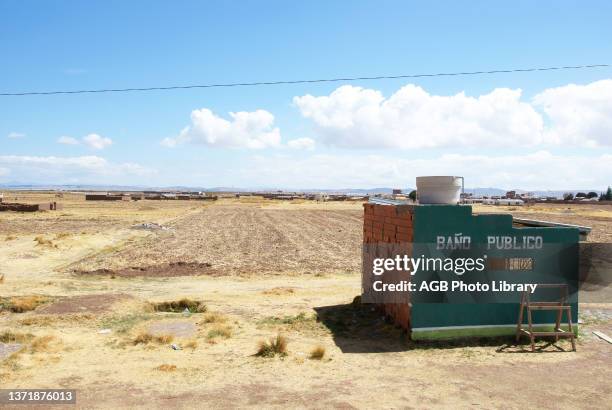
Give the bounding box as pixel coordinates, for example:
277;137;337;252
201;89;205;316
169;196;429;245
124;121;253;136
411;205;579;338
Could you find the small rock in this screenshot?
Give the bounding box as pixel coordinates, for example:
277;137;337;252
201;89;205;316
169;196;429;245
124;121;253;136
171;344;181;350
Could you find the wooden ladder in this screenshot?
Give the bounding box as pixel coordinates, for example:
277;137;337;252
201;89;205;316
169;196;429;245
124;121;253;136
516;284;576;352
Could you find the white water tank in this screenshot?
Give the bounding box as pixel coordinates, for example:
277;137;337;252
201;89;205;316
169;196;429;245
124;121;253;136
416;176;463;204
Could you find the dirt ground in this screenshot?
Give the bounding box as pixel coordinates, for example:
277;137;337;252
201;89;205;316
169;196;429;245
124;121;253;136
0;192;610;409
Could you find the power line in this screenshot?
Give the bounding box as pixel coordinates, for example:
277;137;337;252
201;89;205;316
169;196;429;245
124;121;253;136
1;64;609;96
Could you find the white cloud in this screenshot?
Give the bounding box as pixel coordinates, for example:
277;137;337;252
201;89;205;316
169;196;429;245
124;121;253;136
82;133;113;150
56;134;113;149
287;137;315;150
294;80;612;149
57;136;80;145
294;85;543;149
7;132;25;139
243;151;612;191
0;155;154;184
160;137;177;148
165;108;281;149
533;79;612;147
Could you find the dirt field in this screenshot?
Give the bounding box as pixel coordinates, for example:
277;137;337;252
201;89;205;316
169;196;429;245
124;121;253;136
1;193;611;409
473;202;612;242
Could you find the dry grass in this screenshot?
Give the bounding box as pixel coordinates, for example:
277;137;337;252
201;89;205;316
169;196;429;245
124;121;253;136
309;345;326;360
29;335;57;353
151;298;207;313
257;312;322;334
202;312;227;323
1;296;49;313
155;364;177;372
19;316;54;327
132;332;174;345
256;334;288;358
184;340;198;350
207;325;232;340
262;287;295;296
0;331;33;344
0;274;4;283
33;235;57;248
99;313;154;334
0;332;58;355
54;232;72;240
5;235;17;241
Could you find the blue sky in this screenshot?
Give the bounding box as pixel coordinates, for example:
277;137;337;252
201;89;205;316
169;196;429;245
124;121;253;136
1;0;611;190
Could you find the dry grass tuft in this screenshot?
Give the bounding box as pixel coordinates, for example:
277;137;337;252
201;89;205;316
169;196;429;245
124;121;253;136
19;316;54;327
33;236;57;248
309;345;326;360
155;364;177;372
29;335;57;353
132;332;174;345
256;334;288;358
257;312;321;334
0;274;4;283
54;232;71;240
5;235;17;241
207;325;232;340
151;298;207;313
156;334;174;344
202;312;227;324
262;287;295;296
1;296;49;313
0;331;33;344
184;339;198;350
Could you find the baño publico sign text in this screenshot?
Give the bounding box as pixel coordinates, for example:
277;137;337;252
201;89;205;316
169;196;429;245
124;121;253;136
361;234;579;304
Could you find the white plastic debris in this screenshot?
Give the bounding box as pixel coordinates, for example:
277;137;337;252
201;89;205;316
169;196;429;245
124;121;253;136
131;222;170;231
182;308;191;317
97;329;111;334
171;344;181;350
593;331;612;344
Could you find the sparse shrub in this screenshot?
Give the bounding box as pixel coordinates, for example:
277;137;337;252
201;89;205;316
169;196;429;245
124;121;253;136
151;298;206;313
155;364;177;372
207;325;232;339
309;345;325;360
256;334;288;357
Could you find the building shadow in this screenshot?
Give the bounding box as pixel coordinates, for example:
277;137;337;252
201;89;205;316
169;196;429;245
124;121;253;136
313;299;409;353
314;298;562;353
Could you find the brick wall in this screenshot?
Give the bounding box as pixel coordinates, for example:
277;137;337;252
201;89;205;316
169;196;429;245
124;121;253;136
363;203;414;243
362;203;415;333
